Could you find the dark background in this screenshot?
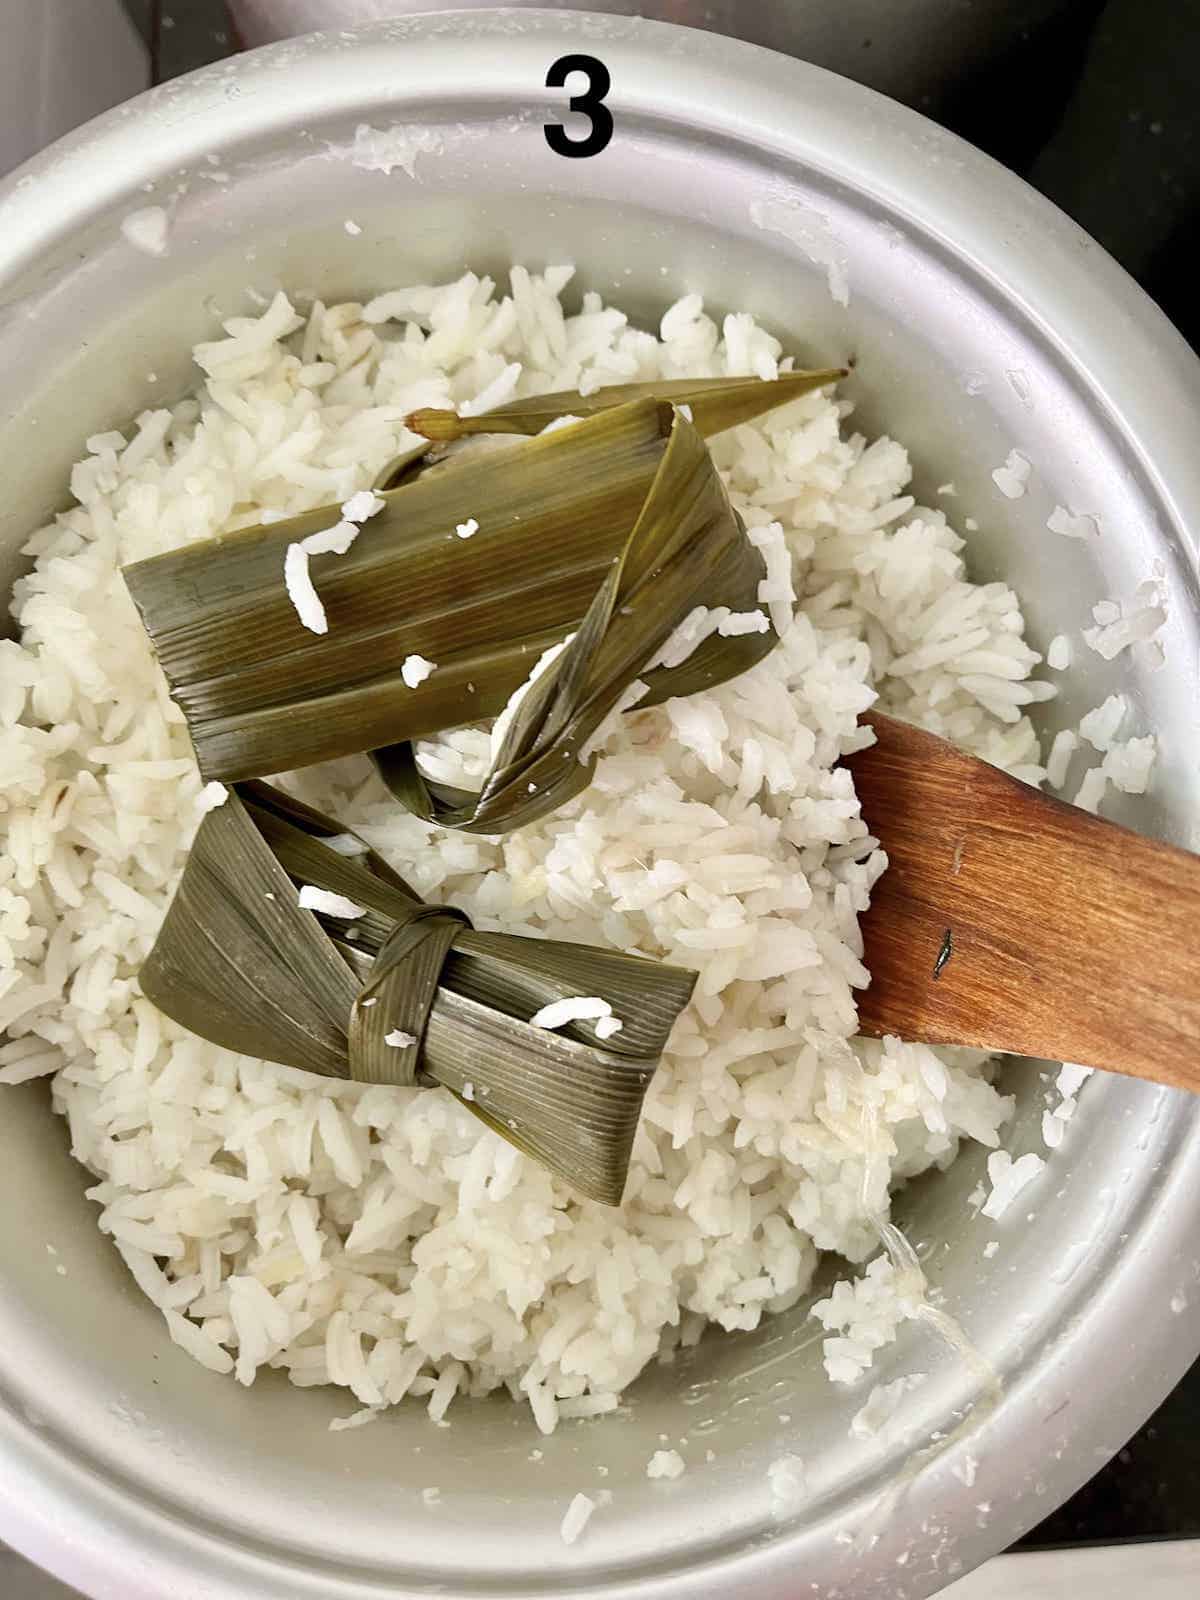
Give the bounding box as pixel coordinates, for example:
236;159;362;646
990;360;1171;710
124;0;1200;1553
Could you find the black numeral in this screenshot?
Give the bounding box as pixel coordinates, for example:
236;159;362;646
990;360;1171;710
545;54;613;158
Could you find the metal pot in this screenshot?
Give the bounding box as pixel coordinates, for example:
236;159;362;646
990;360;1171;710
228;0;1077;114
0;12;1197;1599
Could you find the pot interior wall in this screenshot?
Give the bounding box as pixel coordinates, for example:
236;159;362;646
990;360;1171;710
0;23;1197;1597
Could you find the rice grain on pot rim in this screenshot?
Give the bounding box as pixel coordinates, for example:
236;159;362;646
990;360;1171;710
0;264;1082;1431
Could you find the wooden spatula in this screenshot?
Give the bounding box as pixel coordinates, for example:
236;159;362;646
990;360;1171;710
845;710;1200;1092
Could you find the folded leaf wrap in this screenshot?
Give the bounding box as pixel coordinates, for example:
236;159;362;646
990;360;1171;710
140;782;696;1203
404;368;847;443
350;902;472;1087
122;374;842;834
374;401;772;830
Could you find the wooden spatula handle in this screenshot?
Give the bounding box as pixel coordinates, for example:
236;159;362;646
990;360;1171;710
848;712;1200;1092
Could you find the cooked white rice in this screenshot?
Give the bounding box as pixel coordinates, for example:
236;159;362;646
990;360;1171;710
560;1491;597;1545
1074;765;1110;814
284;518;361;634
990;449;1031;499
528;996;615;1031
297;886;367;919
1045;729;1080;790
1042;1061;1094;1150
768;1453;807;1511
341;490;386;523
1083;579;1168;660
1101;733;1156;795
1080;693;1128;751
400;653;437;689
1046;634;1072;671
849;1372;925;1439
1046;505;1098;541
646;1449;686;1480
1;266;1063;1426
196;780;229;815
1071;693;1158;812
980;1150;1045;1220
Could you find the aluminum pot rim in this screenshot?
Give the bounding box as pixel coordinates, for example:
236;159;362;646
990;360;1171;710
0;11;1198;1600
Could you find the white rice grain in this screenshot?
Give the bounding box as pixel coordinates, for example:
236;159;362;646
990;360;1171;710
196;781;229;814
121;206;170;258
298;887;366;918
1073;767;1110;814
1045;635;1072;671
646;1449;686;1480
0;268;1044;1430
991;450;1031;499
165;1309;235;1375
341;491;386;523
400;655;437;689
284;542;327;634
560;1492;597;1546
768;1453;806;1511
981;1151;1044;1220
1046;506;1099;541
529;997;613;1030
283;520;360;635
1045;729;1079;790
1079;694;1128;752
1102;734;1156;794
329;1407;382;1431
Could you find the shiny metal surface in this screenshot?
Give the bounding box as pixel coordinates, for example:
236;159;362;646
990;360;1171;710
0;0;148;181
0;12;1198;1600
229;0;1074;110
